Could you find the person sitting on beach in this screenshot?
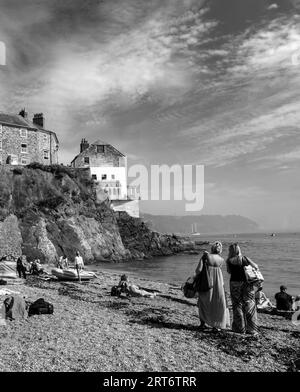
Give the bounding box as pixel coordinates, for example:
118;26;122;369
255;287;274;311
117;274;156;298
275;285;294;311
294;295;300;311
30;259;43;275
57;254;69;270
74;251;84;271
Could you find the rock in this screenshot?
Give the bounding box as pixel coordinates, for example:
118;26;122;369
117;213;197;259
0;165;200;264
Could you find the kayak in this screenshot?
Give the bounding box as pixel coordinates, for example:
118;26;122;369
51;268;97;281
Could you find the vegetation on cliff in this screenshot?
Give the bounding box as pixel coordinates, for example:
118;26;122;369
0;165;196;263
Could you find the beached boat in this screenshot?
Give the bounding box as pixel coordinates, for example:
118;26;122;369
51;268;97;281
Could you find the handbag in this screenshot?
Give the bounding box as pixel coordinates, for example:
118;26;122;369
182;276;198;299
195;256;213;292
243;257;264;283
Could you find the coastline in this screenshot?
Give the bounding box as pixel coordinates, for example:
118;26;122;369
0;267;299;372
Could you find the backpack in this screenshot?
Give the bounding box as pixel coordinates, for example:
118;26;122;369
111;285;122;297
28;298;54;316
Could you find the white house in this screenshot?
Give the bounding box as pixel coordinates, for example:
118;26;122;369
71;139;139;217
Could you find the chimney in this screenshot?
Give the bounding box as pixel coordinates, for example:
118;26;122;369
33;113;45;128
19;108;28;119
80;138;89;153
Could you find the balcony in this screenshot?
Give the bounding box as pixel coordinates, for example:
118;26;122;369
100;184;140;201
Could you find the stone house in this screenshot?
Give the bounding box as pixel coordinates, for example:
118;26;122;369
0;109;59;165
71;139;139;217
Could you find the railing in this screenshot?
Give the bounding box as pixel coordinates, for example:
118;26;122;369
98;183;140;201
100;180;121;187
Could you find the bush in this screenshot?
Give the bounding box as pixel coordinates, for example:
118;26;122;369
13;168;23;175
37;195;65;210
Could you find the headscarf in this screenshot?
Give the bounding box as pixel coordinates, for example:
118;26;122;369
211;241;222;254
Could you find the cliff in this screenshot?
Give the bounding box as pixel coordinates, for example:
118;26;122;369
0;164;195;263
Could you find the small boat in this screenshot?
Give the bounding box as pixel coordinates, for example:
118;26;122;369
51;268;97;281
270;233;276;237
191;223;201;236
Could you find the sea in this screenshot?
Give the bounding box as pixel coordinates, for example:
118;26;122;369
90;232;300;298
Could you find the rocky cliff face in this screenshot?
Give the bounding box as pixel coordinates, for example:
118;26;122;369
117;212;198;260
0;165;195;264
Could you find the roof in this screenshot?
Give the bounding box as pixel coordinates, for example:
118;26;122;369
0;111;59;144
71;139;125;164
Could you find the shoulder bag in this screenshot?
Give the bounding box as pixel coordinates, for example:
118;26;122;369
243;256;264;284
195;255;213;292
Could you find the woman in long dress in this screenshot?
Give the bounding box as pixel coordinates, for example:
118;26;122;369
195;241;229;331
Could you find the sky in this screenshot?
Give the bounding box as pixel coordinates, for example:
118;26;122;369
0;0;300;230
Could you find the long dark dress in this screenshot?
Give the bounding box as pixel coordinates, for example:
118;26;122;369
195;254;228;329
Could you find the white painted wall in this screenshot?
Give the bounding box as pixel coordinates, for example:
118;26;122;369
112;200;140;218
90;166;127;199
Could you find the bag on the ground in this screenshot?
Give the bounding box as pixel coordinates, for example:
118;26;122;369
196;256;213;292
4;295;28;320
111;285;122;297
28;298;54;316
243;257;264;283
182;276;198;299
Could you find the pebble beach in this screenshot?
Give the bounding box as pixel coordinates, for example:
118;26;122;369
0;268;299;372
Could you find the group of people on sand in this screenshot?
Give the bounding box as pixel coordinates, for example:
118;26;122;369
16;255;43;279
57;251;85;273
193;241;299;336
14;250;86;280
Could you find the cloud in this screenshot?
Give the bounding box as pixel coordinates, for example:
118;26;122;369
267;3;279;10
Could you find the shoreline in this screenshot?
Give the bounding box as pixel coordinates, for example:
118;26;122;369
0;268;299;372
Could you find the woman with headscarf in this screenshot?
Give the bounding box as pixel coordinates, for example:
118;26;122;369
195;241;229;331
226;243;259;336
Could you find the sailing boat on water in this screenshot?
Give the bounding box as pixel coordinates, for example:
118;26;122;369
191;223;201;236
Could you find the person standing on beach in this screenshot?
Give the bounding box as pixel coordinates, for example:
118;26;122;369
62;254;69;269
226;243;259;336
195;241;229;332
74;251;84;271
74;251;84;282
16;255;27;279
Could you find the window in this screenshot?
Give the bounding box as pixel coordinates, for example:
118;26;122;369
21;144;27;153
92;174;97;180
21;158;28;165
97;145;105;153
111;174;115;180
84;157;90;164
44;150;49;160
20;129;27;138
101;174;107;180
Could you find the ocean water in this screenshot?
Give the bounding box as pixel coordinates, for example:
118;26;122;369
91;232;300;298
